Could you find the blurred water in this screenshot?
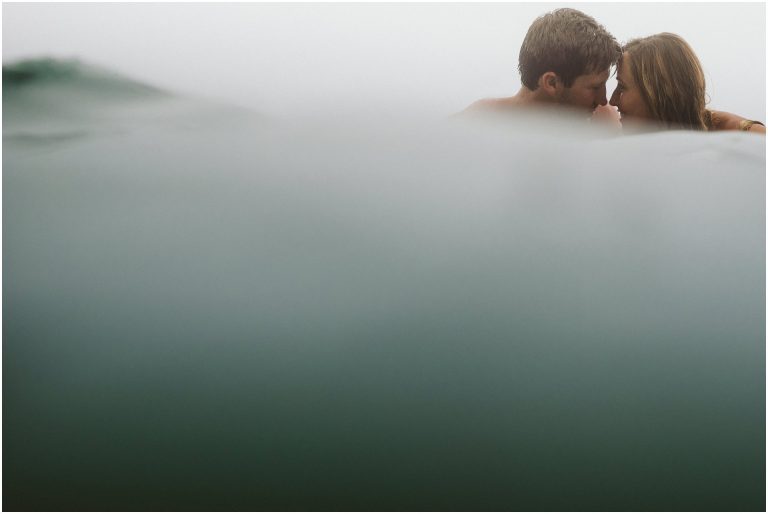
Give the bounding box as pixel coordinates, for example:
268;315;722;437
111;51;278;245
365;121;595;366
3;108;765;510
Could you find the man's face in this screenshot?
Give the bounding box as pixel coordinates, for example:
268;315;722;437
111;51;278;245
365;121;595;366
558;69;610;113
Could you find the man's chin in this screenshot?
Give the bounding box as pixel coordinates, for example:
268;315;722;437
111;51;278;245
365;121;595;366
558;102;597;119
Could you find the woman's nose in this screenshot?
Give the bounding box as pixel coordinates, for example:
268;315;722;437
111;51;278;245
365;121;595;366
609;90;619;107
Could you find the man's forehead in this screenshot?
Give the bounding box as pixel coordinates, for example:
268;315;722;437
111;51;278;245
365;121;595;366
583;69;611;82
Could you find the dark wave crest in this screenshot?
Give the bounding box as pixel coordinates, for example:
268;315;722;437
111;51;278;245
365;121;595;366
3;57;168;98
3;57;264;146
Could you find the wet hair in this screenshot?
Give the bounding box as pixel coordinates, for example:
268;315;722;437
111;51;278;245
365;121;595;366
518;8;621;89
622;33;709;130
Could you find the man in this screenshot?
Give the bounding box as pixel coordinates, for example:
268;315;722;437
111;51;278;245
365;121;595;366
462;8;621;119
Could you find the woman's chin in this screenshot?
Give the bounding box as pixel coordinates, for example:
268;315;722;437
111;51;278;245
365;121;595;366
620;116;661;134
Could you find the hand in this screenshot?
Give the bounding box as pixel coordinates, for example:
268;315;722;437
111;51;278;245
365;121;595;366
591;105;621;129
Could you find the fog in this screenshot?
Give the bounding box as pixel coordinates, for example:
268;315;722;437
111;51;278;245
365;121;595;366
3;2;765;120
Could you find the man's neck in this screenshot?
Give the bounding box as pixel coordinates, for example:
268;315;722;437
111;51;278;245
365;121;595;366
511;86;557;107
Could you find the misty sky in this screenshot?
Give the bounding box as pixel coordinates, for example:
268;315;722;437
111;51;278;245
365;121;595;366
3;2;766;119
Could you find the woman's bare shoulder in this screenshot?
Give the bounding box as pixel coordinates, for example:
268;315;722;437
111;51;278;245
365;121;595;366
709;110;766;133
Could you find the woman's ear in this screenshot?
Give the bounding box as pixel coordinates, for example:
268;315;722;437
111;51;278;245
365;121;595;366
538;72;563;98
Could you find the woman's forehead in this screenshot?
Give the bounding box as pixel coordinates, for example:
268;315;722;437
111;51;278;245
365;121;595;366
616;55;633;82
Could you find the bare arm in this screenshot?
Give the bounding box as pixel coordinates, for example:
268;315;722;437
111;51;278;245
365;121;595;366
710;110;765;134
747;121;766;134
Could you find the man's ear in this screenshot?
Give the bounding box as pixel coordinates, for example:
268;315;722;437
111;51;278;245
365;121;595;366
538;72;563;98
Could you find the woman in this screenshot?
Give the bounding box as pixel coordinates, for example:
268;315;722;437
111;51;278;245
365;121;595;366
608;33;765;134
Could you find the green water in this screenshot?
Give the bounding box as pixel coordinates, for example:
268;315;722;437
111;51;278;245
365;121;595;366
3;86;765;509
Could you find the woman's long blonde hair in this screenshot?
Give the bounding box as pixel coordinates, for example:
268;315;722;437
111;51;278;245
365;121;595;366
622;33;710;130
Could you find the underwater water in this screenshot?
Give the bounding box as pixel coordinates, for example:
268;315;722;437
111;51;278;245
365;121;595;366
3;59;766;511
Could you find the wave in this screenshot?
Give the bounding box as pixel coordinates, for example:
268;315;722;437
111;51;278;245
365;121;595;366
3;57;263;144
3;57;168;98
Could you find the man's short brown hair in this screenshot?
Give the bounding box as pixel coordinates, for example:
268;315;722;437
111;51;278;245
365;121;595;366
518;8;620;89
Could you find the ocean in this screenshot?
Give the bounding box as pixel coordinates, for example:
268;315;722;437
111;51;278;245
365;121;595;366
3;58;765;511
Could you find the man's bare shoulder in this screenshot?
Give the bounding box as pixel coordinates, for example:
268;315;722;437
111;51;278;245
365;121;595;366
457;97;519;117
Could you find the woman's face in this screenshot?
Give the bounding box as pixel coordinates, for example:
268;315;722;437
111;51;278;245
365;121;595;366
610;53;653;129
